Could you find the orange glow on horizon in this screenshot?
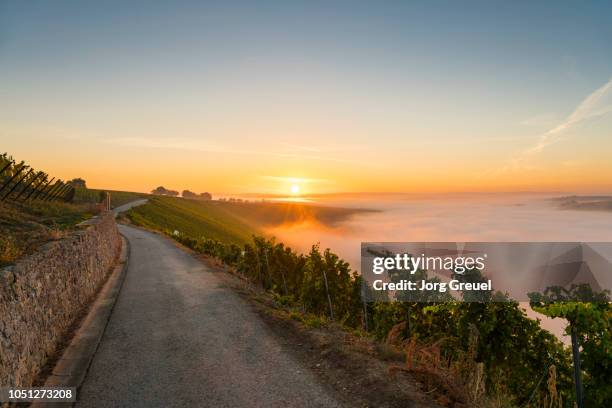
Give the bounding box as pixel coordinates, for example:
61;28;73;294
6;135;612;196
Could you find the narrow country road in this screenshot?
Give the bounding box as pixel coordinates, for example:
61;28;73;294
76;224;343;408
112;199;148;216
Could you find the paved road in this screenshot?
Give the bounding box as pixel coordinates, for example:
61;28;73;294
112;199;148;217
76;225;342;408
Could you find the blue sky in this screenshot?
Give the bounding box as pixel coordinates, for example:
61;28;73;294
1;1;611;193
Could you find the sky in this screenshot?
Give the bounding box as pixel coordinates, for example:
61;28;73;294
1;0;612;195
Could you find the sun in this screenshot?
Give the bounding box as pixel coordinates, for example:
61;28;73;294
290;184;300;195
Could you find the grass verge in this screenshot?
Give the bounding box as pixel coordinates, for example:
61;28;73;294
0;200;96;267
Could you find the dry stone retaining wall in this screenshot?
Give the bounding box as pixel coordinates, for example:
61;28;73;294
0;213;121;387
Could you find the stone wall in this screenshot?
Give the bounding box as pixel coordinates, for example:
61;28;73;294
0;213;121;387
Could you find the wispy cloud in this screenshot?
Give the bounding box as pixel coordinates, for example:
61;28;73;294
106;136;359;164
260;175;333;184
535;77;612;146
519;112;560;127
485;77;612;176
108;136;262;155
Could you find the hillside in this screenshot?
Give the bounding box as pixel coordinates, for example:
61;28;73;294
124;196;375;245
73;188;149;208
553;195;612;212
125;197;261;244
211;200;378;228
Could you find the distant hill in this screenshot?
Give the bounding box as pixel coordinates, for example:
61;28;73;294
552;195;612;212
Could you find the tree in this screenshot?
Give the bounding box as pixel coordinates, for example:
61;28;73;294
68;178;87;188
182;190;197;198
199;192;212;200
151;186;178;196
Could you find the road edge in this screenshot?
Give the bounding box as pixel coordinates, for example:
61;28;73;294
31;235;130;407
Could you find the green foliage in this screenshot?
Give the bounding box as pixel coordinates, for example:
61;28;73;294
126;196;259;244
165;227;583;405
530;285;612;407
127;198;609;406
303;314;330;328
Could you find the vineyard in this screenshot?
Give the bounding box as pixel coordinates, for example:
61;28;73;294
0;152;146;266
126;197;611;407
0;153;96;266
73;188;148;208
0;153;75;203
125;196;260;244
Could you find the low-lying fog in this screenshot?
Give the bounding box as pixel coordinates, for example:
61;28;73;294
265;193;612;342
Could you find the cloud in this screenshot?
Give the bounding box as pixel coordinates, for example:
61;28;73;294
541;77;612;137
260;175;333;184
519;112;560;127
106;136;359;164
107;137;259;155
486;77;612;176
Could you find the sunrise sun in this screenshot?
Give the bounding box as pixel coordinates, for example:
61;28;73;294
290;184;300;195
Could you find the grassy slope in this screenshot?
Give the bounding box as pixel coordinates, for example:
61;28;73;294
0;200;95;266
73;188;149;208
126;197;260;245
125;196;375;246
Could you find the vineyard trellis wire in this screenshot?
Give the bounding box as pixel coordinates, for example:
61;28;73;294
0;153;75;203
